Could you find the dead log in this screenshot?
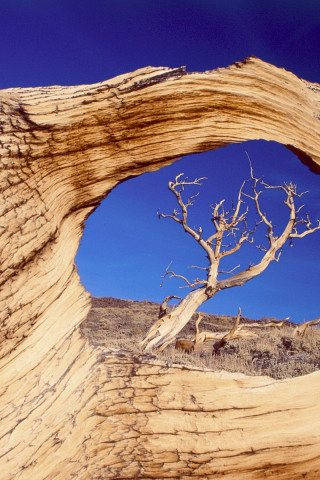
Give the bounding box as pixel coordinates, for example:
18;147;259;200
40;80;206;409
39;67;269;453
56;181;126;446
1;57;320;479
239;317;290;330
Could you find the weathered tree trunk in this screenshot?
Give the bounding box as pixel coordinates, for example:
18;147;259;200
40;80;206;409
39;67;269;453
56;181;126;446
1;57;320;479
141;286;210;351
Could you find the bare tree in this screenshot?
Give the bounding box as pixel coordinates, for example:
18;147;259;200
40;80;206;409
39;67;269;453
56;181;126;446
141;166;320;352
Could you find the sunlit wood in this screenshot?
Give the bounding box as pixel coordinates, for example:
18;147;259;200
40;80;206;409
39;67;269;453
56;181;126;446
1;57;320;479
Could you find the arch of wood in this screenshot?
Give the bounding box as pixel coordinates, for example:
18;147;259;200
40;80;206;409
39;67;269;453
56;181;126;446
1;57;320;479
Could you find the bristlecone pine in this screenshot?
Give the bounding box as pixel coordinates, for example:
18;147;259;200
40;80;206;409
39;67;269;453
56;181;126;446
1;57;320;479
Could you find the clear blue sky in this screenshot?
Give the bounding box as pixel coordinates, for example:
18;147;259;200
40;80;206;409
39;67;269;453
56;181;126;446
1;1;319;322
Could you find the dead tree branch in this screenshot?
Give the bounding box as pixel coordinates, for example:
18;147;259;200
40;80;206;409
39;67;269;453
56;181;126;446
160;262;208;289
294;318;320;338
159;295;181;319
213;307;242;354
239;317;289;330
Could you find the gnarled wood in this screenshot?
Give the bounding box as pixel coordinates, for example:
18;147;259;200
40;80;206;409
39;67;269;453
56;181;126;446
294;318;320;338
1;57;320;479
159;295;181;319
239;316;290;330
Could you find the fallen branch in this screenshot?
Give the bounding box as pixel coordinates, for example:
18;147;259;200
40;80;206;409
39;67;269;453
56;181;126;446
239;317;289;330
294;318;320;338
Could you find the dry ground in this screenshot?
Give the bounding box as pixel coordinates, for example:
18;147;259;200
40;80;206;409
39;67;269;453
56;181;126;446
80;297;320;379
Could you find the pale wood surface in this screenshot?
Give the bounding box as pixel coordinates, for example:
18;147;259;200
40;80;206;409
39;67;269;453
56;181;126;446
1;57;320;478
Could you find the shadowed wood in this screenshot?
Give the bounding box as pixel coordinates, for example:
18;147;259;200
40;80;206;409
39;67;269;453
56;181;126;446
1;57;320;479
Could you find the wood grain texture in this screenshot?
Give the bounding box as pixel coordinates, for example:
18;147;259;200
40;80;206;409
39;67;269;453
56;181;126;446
0;56;320;478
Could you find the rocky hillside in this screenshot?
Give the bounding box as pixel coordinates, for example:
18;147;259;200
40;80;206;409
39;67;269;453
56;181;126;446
81;296;244;343
81;297;320;379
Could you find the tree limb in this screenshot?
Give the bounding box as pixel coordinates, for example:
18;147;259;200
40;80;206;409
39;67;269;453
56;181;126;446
159;295;181;319
213;307;242;354
294;318;320;338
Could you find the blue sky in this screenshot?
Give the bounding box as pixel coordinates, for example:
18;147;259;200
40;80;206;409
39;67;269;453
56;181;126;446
1;1;319;322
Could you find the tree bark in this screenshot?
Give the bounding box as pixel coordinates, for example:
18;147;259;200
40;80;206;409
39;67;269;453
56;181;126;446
1;57;320;479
